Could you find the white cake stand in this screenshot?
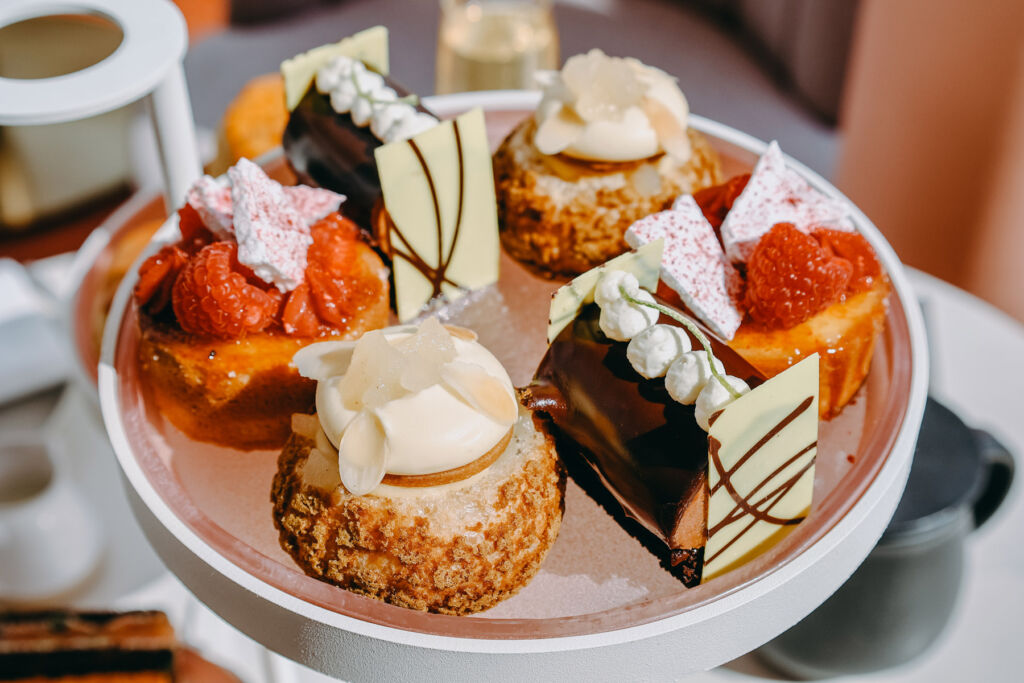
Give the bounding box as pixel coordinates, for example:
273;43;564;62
97;91;929;681
0;0;200;207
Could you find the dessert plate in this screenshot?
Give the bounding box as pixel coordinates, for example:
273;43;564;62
97;91;928;681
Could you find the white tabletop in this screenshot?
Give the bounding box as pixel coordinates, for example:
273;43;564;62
3;266;1020;682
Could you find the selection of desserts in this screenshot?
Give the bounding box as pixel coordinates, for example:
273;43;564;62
282;27;500;321
524;253;818;584
112;27;902;611
493;49;722;276
626;141;890;417
133;158;389;449
272;319;564;614
0;610;240;682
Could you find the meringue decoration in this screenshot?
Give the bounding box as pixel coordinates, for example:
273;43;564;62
720;141;854;264
625;194;744;339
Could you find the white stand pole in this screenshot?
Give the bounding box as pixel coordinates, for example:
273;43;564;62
146;63;202;210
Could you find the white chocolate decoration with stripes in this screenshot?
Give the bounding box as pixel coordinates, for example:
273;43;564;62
702;353;819;582
375;107;500;322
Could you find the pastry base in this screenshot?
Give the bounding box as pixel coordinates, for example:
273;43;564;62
493;118;721;277
271;409;566;615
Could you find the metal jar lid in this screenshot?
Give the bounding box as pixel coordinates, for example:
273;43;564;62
881;397;984;542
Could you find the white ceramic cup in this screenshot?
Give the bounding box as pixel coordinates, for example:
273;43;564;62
0;431;104;603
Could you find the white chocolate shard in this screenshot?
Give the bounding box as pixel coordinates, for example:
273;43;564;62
375;108;499;322
702;354;819;582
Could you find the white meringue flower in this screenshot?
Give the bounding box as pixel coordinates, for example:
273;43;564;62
665;350;724;404
694;375;750;431
626;324;692;379
599;289;659;341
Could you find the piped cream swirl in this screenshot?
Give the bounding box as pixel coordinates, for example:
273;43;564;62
293;319;518;495
533;49;692;163
315;56;438;143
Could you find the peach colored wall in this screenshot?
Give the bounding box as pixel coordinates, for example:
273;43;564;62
836;0;1024;321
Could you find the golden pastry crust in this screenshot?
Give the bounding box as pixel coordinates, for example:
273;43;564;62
138;242;389;451
728;277;891;419
271;409;565;615
493;118;722;277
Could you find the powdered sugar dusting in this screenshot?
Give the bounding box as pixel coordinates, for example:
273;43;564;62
229;159;312;292
626;195;743;339
186;176;234;239
721;141;853;263
284;185;346;225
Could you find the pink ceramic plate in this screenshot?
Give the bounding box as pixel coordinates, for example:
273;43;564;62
95;92;928;679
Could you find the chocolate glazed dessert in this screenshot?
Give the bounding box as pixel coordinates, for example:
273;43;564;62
283;78;435;232
522;303;763;586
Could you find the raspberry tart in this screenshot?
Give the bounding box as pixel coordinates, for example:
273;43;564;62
626;141;890;418
134;159;389;450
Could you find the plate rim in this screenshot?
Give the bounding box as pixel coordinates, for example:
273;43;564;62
97;90;929;652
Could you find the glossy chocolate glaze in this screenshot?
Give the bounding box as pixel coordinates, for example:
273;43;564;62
283;82;435;232
523;303;763;585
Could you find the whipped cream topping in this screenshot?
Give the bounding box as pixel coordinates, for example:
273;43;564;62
533;49;692;163
293;318;518;495
315;56;438;144
594;268;747;430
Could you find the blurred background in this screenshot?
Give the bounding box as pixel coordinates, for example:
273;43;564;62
1;0;1022;323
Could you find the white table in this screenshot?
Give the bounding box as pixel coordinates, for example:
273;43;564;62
4;267;1020;682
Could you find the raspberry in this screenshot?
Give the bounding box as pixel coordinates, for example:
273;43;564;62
305;215;382;329
281;282;320;337
177;204;216;253
745;223;852;329
813;228;881;294
693;173;750;231
172;242;279;338
135;245;188;314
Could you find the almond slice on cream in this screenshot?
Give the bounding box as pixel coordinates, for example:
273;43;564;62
336;410;389;495
534;105;585;156
441;360;518;426
293;340;358;380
